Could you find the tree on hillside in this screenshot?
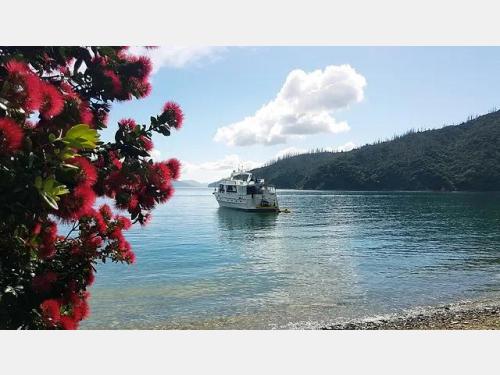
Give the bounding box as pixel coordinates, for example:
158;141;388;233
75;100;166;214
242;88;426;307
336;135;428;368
0;47;184;329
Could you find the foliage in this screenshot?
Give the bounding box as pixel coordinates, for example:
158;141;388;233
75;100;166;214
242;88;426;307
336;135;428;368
252;111;500;191
0;47;184;329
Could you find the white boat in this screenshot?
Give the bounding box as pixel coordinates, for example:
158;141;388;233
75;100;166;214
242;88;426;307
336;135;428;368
213;171;279;212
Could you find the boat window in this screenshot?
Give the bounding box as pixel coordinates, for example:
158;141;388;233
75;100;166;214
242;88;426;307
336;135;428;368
218;184;224;192
247;185;257;195
226;185;237;193
233;174;250;181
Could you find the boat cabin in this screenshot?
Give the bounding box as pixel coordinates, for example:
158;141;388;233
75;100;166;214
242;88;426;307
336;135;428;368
217;172;275;195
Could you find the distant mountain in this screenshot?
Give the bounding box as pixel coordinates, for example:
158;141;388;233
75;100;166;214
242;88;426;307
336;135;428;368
208;179;224;188
172;180;207;188
250;111;500;191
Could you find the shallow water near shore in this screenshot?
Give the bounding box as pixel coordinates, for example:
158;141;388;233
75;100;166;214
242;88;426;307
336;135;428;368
81;188;500;329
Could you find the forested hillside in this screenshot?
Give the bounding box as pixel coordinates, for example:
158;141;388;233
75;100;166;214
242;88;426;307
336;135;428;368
251;111;500;191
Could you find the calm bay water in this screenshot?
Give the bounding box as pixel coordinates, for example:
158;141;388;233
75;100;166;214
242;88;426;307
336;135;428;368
81;188;500;329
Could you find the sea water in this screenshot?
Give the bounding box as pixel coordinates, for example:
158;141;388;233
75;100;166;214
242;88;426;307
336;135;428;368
81;188;500;329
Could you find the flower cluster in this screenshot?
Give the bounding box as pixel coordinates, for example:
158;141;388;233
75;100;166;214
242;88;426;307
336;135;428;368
0;47;184;329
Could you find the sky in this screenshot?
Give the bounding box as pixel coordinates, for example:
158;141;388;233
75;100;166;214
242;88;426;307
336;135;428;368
102;47;500;183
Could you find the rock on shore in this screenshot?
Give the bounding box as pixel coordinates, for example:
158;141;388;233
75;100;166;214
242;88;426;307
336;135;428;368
322;300;500;330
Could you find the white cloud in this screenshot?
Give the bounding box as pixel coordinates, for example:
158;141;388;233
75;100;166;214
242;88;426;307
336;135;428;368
214;64;366;146
149;148;162;160
275;147;307;159
321;141;358;153
128;46;224;73
182;155;262;182
335;141;357;152
274;141;357;159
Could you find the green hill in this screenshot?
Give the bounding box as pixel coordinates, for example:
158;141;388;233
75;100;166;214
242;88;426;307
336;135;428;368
251;111;500;191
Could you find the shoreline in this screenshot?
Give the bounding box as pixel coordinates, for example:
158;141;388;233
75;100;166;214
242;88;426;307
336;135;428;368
322;299;500;330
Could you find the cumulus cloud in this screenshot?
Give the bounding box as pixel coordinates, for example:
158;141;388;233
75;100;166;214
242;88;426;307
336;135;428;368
128;46;224;73
148;148;162;160
214;64;366;146
275;141;357;159
275;147;307;159
334;141;357;152
182;155;262;182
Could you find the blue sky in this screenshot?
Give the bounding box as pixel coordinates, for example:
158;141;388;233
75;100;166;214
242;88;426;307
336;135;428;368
103;47;500;182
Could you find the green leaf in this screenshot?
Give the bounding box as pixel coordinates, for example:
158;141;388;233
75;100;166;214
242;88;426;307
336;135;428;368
61;163;79;170
35;177;70;210
34;176;42;189
59;146;77;160
63;124;99;150
41;192;59;210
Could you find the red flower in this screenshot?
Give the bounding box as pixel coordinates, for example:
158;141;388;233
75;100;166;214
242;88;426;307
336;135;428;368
86;271;95;286
40;299;61;326
60;82;79;100
166;158;181;180
124;250;136;264
117;216;132;230
60;315;78;330
86;235;103;249
39;82;64;118
32;271;58;293
5;59;30;75
57;184;96;220
79;101;94;125
158;184;174;203
118;118;137;131
150;162;171;188
99;204;113;220
162;101;184;129
103;69;123;95
4;60;43;111
32;222;42;235
37;220;58;259
0;118;24;154
128;195;139;212
136;56;153;80
129;77;151;98
72;297;90;321
68;156;97;186
89;209;107;234
140;135;153;151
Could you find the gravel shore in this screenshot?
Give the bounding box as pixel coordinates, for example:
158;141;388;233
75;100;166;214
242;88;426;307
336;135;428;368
322;300;500;330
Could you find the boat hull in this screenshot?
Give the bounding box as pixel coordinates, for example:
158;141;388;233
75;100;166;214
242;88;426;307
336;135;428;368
214;192;279;212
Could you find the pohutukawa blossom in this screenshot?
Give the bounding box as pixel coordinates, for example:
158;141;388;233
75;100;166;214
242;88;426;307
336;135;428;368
166;158;181;180
118;118;137;130
40;299;61;326
60;82;79;100
57;184;96;220
0;47;184;329
4;60;43;111
117;216;132;230
140;135;154;151
129;77;152;98
0;118;24;153
99;204;113;221
68;156;98;186
39;82;64;118
103;69;123;95
78;101;94;126
162;101;184;129
136;56;153;80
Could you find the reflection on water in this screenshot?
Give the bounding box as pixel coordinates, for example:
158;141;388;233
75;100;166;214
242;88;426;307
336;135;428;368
82;189;500;329
216;207;278;231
